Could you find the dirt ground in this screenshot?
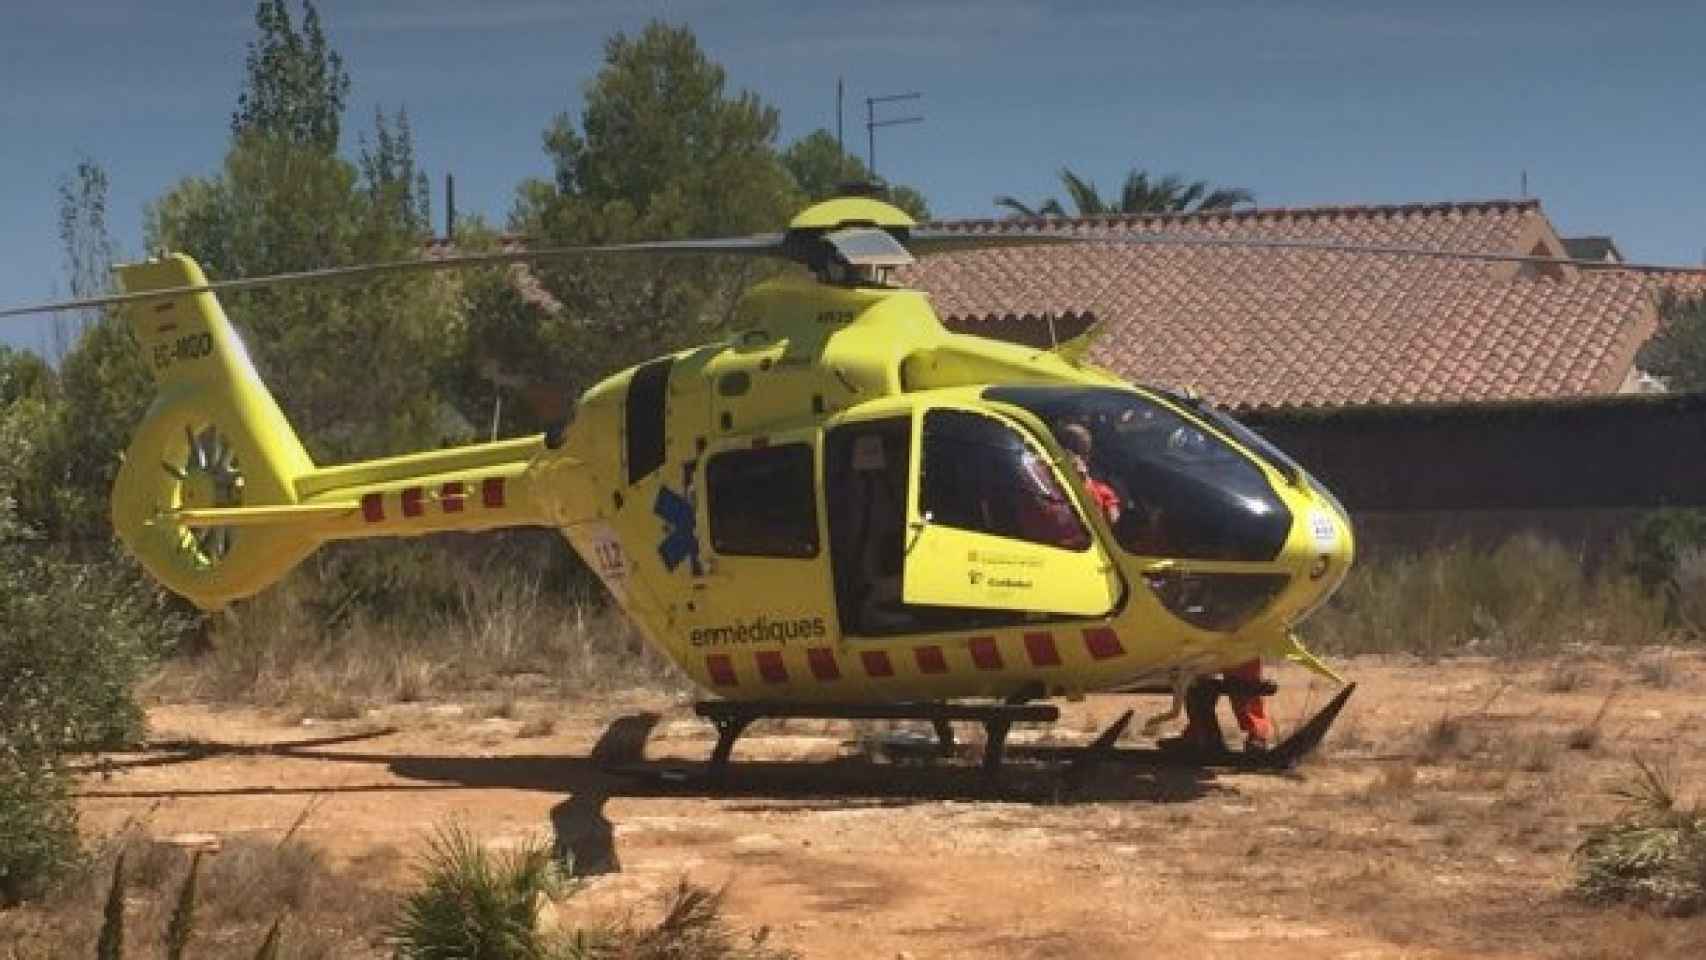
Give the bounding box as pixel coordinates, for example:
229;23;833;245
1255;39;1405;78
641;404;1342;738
67;652;1706;958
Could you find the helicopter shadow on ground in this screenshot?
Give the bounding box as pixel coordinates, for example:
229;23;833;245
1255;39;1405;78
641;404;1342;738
76;712;1235;877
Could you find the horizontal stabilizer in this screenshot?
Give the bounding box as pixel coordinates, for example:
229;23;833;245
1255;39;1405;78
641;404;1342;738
163;502;361;528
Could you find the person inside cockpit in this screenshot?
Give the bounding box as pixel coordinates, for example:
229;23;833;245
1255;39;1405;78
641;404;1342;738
1058;422;1121;525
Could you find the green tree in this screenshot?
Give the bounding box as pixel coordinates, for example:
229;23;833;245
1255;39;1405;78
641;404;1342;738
1638;293;1706;392
2;157;151;546
0;346;52;406
528;21;796;239
781;128;931;220
231;0;350;151
359;106;432;237
150;3;452;461
484;22;800;433
996;166;1254;217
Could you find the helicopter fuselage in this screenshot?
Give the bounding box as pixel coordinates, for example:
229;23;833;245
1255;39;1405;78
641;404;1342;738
106;252;1351;707
521;274;1354;702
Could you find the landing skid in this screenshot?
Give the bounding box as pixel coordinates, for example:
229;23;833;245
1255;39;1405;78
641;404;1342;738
679;683;1354;782
693;699;1059;779
1054;682;1358;773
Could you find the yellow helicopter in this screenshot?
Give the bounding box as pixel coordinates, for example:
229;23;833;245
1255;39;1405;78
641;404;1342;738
3;192;1378;777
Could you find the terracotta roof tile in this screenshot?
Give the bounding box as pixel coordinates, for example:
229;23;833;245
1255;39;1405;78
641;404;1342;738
1654;269;1706;304
424;235;563;316
903;200;1659;409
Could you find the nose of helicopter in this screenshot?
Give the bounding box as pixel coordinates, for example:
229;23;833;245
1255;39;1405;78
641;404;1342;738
1288;484;1355;625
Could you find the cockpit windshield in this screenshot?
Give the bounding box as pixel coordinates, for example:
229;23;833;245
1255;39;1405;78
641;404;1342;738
985;386;1292;561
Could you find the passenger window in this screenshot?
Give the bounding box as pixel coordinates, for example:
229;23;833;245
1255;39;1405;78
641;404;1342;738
706;443;819;558
920;410;1090;551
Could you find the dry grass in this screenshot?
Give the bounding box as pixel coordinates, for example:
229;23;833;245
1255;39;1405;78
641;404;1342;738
1567;692;1619;753
1675;548;1706;639
146;540;685;716
0;830;397;958
1544;658;1591;693
1634;652;1679;688
516;713;559;739
1359;760;1419;801
1562;910;1706;959
1305;535;1675;659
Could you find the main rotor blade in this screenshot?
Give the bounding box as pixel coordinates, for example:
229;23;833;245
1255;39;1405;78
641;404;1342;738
0;234;788;320
906;230;1090;257
917;226;1706;274
3;225;1699;321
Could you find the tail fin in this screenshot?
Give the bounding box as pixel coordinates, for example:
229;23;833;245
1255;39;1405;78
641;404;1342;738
112;255;319;609
112;255;559;611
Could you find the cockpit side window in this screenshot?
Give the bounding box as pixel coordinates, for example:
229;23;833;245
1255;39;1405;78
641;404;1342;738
985;386;1292;562
920;409;1091;551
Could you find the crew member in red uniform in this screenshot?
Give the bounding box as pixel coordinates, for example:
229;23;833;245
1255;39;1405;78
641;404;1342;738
1222;659;1273;751
1059;424;1120;524
1171;659;1273;753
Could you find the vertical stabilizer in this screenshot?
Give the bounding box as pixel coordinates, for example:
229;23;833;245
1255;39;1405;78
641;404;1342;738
111;256;319;609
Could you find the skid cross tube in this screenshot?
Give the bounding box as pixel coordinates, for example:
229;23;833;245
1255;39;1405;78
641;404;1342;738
693;699;1059;777
1112;677;1279;698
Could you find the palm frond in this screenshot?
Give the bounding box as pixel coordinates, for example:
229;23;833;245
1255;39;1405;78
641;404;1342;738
1195;186;1255;210
993;195;1040;218
1058;168;1107;216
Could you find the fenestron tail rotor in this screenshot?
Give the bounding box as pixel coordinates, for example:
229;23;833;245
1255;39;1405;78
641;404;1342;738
165;421;245;567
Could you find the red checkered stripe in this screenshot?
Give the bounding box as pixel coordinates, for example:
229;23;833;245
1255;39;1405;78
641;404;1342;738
701;627;1125;687
360;477;507;523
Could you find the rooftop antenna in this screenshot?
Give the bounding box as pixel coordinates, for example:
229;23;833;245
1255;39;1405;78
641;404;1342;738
445;173;456;241
836;77;845;179
1520;169;1528;199
865;91;923;179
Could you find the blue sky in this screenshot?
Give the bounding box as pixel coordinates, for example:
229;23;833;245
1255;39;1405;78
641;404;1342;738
4;0;1705;351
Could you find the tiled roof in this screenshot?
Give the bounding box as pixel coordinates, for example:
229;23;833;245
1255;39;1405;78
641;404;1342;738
1653;269;1706;304
424;235;563;315
902;200;1660;410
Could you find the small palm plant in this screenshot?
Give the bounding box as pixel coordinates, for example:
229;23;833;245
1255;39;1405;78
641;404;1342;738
1573;756;1706;915
389;823;563;960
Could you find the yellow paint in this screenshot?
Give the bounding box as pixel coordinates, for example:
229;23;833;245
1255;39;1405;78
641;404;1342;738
788;196;915;231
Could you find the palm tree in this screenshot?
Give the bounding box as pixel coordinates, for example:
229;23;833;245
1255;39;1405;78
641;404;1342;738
996;167;1253;218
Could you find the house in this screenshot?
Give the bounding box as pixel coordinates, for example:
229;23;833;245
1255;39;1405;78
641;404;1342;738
901;199;1679;410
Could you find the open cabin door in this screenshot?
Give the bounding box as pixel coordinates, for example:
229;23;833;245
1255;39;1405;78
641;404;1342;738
902;405;1121;616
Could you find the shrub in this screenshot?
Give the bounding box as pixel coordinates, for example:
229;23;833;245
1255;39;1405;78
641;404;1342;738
390;824;562;960
0;493;185;903
1629;510;1706;626
0;749;81;906
609;880;799;960
390;824;799;960
1304;535;1670;658
1573;757;1706;915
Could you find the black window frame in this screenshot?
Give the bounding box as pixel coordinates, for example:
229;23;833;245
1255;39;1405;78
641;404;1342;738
705;442;821;559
